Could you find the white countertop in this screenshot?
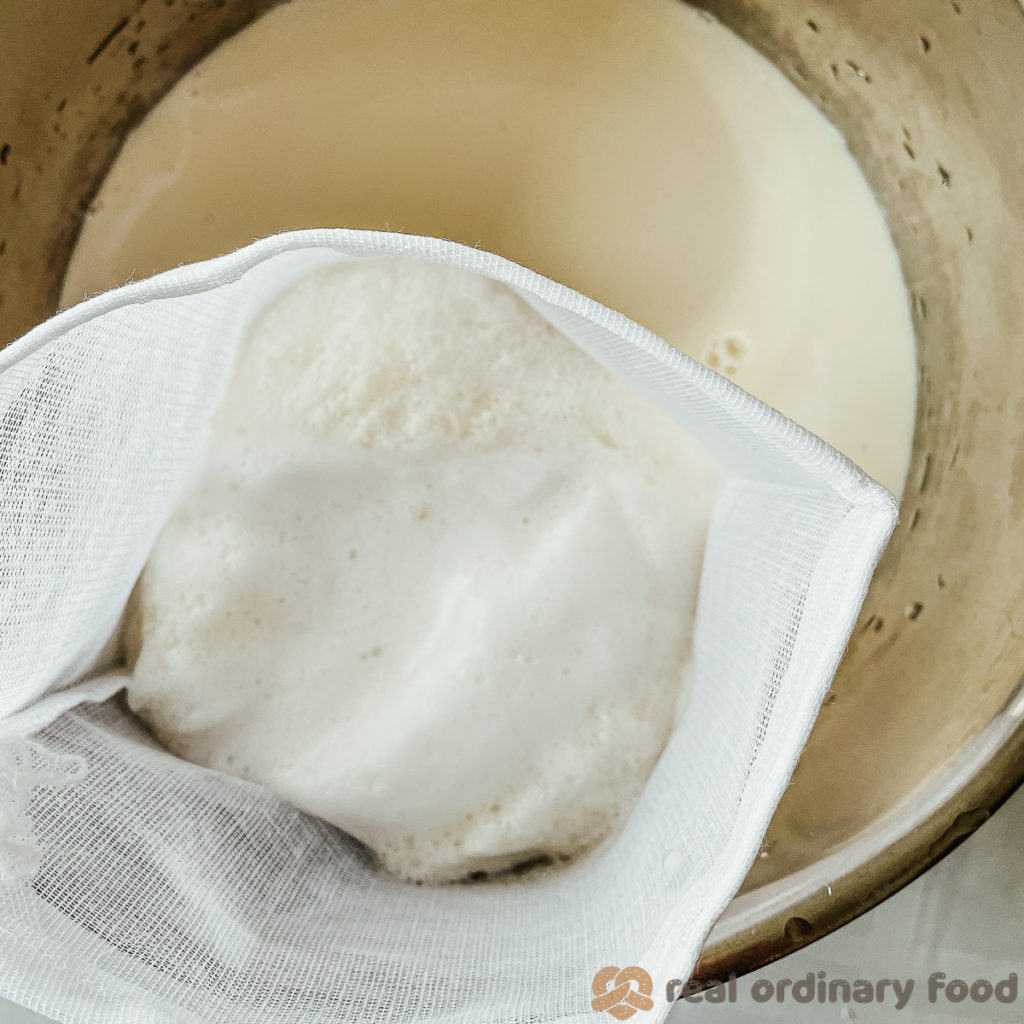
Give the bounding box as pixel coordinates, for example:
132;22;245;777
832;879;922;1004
672;783;1024;1022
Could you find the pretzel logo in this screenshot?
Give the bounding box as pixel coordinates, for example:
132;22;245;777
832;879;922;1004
591;966;654;1019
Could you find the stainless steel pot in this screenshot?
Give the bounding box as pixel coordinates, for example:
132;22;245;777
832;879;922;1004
1;0;1022;979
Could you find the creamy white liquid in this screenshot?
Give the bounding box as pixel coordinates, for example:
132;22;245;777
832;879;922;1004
88;0;919;883
126;260;716;882
63;0;916;494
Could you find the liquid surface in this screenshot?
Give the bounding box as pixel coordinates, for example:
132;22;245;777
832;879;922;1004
125;259;716;883
63;0;916;494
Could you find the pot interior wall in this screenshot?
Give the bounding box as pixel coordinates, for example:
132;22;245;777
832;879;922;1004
1;0;1022;972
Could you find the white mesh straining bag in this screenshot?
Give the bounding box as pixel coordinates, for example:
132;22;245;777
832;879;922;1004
0;230;897;1024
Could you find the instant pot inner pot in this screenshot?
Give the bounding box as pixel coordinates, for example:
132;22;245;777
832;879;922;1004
2;0;1022;976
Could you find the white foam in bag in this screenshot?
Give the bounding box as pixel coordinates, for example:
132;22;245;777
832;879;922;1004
0;230;897;1024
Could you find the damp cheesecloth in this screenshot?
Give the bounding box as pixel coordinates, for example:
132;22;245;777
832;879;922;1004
0;230;897;1024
